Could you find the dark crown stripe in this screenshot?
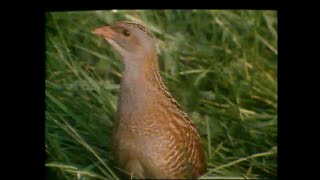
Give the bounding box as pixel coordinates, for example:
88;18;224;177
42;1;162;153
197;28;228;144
122;21;153;37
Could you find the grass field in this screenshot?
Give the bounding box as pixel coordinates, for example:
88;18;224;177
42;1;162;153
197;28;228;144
45;10;277;179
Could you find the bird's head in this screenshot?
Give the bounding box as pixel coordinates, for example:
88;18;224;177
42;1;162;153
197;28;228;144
92;21;156;59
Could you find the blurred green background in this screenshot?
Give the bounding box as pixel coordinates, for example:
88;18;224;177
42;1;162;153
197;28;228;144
45;10;277;179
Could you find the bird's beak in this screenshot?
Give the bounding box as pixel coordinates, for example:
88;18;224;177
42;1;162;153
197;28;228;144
91;26;116;40
92;25;126;56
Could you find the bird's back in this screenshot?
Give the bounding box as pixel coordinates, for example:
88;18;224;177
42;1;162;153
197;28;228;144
113;85;207;179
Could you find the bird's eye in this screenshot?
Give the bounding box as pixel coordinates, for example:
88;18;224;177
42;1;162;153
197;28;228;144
122;30;130;37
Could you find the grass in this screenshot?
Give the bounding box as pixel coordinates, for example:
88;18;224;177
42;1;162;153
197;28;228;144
45;10;277;179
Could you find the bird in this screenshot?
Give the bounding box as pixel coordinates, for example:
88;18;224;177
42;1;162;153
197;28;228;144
92;21;207;179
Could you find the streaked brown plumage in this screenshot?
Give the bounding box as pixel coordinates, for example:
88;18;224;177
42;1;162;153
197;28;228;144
92;21;207;179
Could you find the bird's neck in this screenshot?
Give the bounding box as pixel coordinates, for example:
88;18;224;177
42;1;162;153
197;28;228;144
118;51;164;114
121;51;160;90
